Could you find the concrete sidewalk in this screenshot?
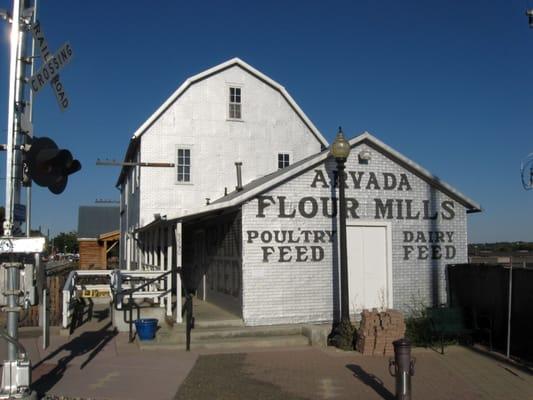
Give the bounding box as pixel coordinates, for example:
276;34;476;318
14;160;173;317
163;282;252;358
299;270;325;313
2;312;532;399
175;346;533;400
2;309;198;400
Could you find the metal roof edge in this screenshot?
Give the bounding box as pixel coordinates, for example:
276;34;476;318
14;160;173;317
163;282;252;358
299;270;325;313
357;132;482;212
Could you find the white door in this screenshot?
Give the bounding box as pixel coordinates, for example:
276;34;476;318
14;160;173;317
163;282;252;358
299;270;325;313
346;224;391;313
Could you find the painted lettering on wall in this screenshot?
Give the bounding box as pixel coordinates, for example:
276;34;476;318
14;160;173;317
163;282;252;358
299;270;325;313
311;170;413;191
402;231;456;260
249;169;458;263
246;229;336;262
256;172;455;222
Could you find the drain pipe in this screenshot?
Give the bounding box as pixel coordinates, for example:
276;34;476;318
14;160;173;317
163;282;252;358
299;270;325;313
235;162;243;191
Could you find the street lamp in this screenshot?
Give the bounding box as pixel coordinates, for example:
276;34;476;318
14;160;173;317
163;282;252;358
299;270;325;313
330;127;353;349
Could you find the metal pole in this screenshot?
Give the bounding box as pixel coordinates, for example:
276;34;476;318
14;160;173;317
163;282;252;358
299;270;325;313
506;257;513;358
6;262;21;361
5;0;24;237
25;0;37;238
337;157;349;322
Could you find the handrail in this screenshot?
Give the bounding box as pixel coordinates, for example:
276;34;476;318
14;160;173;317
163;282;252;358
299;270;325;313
119;267;179;296
112;267;181;342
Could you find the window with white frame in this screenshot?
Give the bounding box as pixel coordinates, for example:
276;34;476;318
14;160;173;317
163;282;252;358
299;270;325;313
177;148;191;183
278;153;290;169
229;87;242;119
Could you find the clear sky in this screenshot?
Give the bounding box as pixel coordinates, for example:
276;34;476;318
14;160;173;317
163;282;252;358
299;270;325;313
0;0;532;243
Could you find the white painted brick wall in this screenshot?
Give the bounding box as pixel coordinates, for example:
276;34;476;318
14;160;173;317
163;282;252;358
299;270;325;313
137;65;323;228
241;142;468;326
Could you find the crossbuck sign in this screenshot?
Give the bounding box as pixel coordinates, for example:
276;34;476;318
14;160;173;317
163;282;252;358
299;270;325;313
30;21;73;111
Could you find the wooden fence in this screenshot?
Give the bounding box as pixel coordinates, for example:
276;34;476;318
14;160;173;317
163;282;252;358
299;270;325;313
447;263;533;362
19;270;70;327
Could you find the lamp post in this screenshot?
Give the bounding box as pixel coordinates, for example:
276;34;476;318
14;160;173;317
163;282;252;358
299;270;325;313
330;127;353;348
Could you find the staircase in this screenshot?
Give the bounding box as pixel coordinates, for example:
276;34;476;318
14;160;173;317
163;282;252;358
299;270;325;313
135;299;329;350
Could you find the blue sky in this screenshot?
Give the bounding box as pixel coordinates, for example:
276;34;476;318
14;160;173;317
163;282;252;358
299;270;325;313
0;0;532;242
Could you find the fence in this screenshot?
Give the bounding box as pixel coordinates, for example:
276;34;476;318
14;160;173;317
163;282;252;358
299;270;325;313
19;268;71;327
447;263;533;361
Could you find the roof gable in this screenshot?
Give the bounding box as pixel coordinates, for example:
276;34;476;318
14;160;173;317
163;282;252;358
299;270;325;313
166;132;481;222
117;58;328;186
132;58;327;145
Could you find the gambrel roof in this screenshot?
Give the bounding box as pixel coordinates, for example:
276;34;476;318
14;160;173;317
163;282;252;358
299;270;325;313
117;58;328;186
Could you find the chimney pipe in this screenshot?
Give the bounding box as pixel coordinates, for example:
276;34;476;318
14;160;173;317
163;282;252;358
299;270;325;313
235;162;243;191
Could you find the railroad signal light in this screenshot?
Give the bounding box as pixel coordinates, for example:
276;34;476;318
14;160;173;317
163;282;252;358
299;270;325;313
24;136;81;194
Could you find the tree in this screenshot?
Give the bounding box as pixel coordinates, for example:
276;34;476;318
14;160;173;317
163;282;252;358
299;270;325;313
52;231;78;253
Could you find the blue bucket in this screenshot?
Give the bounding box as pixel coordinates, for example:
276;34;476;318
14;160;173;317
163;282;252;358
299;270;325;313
134;318;158;341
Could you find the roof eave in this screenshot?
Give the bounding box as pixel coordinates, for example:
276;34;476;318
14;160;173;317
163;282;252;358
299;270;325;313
116;137;139;187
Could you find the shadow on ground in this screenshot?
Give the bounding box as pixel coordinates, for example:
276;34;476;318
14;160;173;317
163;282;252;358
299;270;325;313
466;345;533;376
175;353;309;400
346;364;394;400
32;321;117;397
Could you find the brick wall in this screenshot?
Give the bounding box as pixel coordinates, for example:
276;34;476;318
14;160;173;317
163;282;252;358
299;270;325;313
241;142;468;326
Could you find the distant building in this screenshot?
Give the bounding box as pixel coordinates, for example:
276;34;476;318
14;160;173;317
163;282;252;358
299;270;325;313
468;249;533;267
77;206;119;269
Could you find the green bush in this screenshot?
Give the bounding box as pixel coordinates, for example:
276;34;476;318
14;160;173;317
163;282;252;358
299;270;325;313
404;296;431;346
328;319;357;350
405;312;431;346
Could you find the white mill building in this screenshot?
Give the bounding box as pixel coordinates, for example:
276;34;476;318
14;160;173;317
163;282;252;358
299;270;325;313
116;58;481;326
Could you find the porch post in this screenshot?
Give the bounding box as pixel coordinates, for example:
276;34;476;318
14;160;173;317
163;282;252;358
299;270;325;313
126;231;131;270
159;227;164;270
166;226;172;317
150;229;154;267
136;231;142;270
158;227;164;306
139;231;146;270
175;222;183;323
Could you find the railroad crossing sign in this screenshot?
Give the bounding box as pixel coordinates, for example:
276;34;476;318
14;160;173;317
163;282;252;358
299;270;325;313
30;21;72;111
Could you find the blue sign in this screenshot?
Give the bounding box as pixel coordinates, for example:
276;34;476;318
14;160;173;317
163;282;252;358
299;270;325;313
14;204;26;222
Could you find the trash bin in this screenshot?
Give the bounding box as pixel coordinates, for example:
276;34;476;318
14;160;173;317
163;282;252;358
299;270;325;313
134;318;158;341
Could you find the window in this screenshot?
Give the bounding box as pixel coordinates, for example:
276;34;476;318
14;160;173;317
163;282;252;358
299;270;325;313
177;148;191;182
229;87;241;119
278;153;290;169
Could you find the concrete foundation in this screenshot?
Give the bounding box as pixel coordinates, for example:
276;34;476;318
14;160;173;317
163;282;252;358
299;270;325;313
302;324;331;348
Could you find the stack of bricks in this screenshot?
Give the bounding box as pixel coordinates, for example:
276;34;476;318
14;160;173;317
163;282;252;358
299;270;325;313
356;309;406;356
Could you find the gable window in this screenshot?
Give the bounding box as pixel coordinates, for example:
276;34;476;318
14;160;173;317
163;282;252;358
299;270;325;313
278;153;290;169
177;148;191;182
229;87;242;119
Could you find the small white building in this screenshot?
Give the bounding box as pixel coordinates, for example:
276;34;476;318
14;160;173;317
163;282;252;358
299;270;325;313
117;59;481;326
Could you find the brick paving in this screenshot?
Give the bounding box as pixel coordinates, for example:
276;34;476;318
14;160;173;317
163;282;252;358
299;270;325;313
175;346;533;400
1;314;532;399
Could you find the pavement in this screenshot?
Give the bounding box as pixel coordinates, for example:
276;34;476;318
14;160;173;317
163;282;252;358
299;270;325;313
0;307;532;400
